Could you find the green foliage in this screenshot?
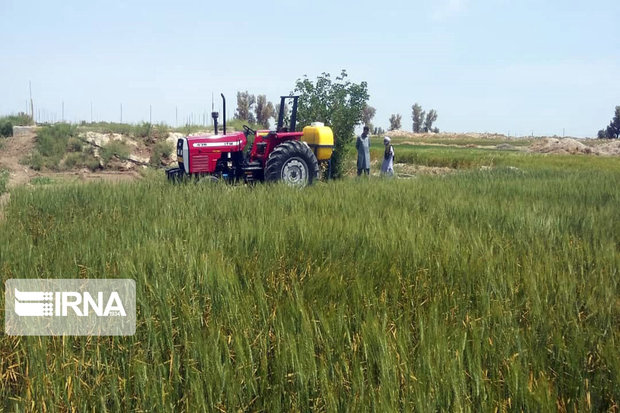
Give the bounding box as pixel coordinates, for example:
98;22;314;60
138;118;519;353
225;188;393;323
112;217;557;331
412;103;424;132
61;151;100;171
235;91;256;123
362;104;376;132
135;122;169;141
66;137;83;152
24;150;44;171
598;106;620;139
0;165;618;411
100;140;130;166
0;120;13;137
386;134;534;147
0;170;8;194
150;141;173;166
224;118;261;133
255;94;275;129
78;122;170;140
0;112;34;135
424;109;438;132
371;141;620;173
79;121;133;135
389;113;402;131
294;70;369;178
30;176;55;185
171;124;212;135
31;123;78;169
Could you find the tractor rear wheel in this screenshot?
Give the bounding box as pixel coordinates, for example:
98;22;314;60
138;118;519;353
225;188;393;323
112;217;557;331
265;140;320;186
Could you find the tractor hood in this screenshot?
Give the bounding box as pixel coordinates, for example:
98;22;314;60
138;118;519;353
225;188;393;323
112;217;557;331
186;132;247;152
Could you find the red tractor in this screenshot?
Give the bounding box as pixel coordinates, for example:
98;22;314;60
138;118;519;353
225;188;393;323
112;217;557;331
166;94;333;186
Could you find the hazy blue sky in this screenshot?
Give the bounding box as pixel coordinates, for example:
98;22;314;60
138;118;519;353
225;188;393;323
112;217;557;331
1;0;618;137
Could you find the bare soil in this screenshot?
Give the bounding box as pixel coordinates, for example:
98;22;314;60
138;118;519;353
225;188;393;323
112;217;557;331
528;138;620;155
0;130;37;188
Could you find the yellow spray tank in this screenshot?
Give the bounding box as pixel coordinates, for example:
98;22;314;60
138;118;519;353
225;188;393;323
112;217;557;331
302;122;334;162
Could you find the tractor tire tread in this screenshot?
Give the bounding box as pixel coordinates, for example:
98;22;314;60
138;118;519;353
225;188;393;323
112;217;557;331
265;140;320;185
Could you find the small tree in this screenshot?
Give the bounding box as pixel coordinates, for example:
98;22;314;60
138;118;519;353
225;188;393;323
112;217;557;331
235;91;256;123
362;104;376;132
424;109;438;132
599;106;620;139
389;114;402;131
255;95;275;129
0;120;12;137
294;70;369;178
411;103;425;133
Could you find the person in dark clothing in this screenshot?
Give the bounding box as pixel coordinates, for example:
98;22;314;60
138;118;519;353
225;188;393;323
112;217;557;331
356;126;371;176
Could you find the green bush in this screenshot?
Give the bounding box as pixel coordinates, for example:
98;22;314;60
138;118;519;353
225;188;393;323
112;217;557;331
0;112;33;129
25;150;44;171
100;140;130;166
0;170;8;194
62;152;82;169
67;137;83;152
61;152;101;171
149;141;173;166
78;122;169;140
85;155;101;171
0;120;13;137
36;123;76;158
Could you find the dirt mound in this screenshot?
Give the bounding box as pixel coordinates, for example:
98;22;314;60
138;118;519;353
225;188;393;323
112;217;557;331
0;129;37;188
528;138;620;156
529;138;594;155
597;140;620;155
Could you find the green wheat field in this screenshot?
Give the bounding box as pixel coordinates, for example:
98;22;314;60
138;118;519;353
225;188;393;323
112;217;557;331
1;148;619;411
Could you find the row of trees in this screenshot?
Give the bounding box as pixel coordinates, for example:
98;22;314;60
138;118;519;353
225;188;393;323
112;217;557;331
361;104;439;134
386;104;439;132
235;91;292;129
387;104;439;132
597;106;620;139
234;92;277;129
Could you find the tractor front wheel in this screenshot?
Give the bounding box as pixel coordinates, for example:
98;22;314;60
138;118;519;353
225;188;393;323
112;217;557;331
265;141;320;186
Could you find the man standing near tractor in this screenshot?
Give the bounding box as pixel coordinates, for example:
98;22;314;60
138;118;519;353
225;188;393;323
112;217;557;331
356;126;371;176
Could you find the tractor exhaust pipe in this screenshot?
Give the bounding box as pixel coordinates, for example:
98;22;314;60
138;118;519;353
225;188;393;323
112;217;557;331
221;93;226;135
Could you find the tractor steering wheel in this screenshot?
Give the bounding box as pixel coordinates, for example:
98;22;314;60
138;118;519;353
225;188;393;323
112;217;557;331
243;125;256;136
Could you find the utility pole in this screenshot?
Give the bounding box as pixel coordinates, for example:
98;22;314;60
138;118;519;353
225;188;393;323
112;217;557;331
149;105;152;124
120;103;123;123
90;102;93;123
176;106;178;127
62;101;64;122
29;81;34;122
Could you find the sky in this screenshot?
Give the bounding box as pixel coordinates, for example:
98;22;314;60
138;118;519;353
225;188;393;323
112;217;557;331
1;0;618;137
